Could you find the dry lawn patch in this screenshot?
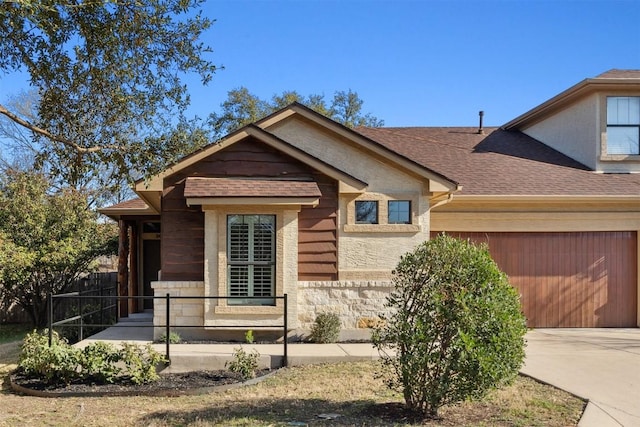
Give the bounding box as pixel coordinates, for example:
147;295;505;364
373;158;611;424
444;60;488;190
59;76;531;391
0;348;583;426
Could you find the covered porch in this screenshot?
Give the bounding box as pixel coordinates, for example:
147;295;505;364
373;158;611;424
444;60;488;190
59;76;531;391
99;199;161;319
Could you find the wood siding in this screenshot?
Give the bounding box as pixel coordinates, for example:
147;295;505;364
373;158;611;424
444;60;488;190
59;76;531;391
298;176;338;281
435;232;637;328
161;137;338;281
161;180;204;281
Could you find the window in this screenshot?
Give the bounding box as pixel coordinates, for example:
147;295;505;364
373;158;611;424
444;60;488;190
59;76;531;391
355;200;378;224
607;97;640;155
142;222;161;233
345;194;420;233
227;215;275;305
388;200;411;224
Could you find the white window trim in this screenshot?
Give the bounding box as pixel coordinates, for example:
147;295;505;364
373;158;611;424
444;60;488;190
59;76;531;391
600;94;640;161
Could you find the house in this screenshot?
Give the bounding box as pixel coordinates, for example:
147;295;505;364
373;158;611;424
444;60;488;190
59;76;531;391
100;69;640;337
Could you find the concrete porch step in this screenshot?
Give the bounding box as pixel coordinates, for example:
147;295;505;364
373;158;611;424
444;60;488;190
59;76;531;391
118;311;153;323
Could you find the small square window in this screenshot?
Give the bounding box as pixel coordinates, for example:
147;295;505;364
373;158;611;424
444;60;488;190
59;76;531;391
355;201;378;224
388;200;411;224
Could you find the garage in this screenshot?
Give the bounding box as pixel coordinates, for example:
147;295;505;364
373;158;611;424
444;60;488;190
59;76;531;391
442;232;638;328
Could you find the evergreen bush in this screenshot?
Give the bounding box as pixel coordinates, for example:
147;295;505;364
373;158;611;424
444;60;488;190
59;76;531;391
372;234;527;418
309;312;341;343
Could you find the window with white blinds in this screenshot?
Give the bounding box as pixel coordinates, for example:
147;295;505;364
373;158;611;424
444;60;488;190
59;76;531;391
227;215;275;305
607;96;640;155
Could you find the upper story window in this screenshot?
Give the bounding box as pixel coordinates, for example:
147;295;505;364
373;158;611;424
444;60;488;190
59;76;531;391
606;97;640;155
355;200;378;224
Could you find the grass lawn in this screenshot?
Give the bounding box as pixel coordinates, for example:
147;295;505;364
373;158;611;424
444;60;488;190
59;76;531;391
0;340;584;427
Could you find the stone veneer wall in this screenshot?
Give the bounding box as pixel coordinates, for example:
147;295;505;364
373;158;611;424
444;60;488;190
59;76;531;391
297;280;394;329
151;281;204;339
151;280;394;338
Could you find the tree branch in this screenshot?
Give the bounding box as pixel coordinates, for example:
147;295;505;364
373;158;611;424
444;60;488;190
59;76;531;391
0;104;119;154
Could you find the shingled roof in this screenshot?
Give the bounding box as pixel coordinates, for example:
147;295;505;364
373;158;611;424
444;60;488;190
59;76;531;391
595;69;640;79
356;127;640;196
184;177;322;198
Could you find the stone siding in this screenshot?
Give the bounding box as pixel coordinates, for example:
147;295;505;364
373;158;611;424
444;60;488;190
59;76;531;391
297;280;393;329
151;281;204;339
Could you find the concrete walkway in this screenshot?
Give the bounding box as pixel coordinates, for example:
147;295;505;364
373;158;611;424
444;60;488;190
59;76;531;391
82;322;640;426
522;329;640;427
80;321;386;371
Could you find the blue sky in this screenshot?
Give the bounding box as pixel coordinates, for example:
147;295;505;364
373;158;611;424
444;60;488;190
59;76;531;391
2;0;640;128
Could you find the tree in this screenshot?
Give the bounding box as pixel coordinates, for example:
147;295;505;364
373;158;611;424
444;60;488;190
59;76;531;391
0;91;39;162
0;90;132;206
372;234;527;419
0;169;118;327
0;1;218;186
208;87;271;136
329;90;384;128
209;87;383;136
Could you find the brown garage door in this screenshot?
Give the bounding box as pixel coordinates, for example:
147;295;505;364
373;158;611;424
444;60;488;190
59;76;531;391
438;232;637;328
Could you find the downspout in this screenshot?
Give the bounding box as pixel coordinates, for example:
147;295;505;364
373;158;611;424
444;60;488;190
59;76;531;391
430;192;455;210
429;186;461;238
430;185;461;210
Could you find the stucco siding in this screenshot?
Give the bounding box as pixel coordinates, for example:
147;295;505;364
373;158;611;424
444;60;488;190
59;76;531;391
522;94;599;170
269;117;422;191
338;194;429;274
269;117;430;277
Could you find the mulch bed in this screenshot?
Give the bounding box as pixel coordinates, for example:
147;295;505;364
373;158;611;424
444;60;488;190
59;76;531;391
9;368;275;397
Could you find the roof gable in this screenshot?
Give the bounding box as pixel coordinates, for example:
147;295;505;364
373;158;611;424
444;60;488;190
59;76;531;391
258;103;459;191
135;104;460;210
135;123;369;211
503;69;640;130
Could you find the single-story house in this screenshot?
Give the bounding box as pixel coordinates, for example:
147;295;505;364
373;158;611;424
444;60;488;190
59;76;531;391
101;69;640;338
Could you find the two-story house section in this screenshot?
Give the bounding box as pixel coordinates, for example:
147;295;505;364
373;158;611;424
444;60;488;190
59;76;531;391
504;69;640;173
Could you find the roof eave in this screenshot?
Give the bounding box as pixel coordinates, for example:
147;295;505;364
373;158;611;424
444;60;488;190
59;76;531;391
98;207;159;221
453;194;640;202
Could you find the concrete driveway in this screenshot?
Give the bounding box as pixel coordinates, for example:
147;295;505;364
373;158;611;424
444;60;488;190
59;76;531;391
523;329;640;427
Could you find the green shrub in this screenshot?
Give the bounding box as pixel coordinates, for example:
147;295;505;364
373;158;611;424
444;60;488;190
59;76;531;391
80;341;122;384
120;342;167;385
18;330;166;386
372;234;527;419
226;346;260;380
157;331;182;344
244;329;254;344
309;312;341;343
19;330;81;384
